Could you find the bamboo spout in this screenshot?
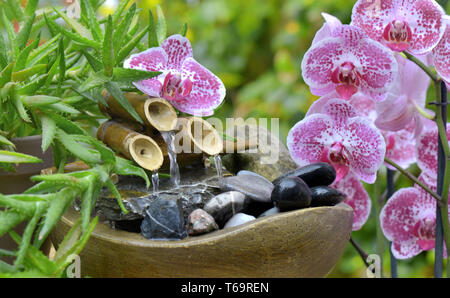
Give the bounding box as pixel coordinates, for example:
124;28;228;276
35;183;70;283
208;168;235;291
175;117;223;156
97;121;164;171
100;92;178;132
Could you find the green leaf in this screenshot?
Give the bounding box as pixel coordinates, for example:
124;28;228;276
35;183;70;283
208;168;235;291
17;74;48;95
58;38;66;95
113;3;136;57
6;0;25;21
80;181;99;233
27;34;61;67
80;49;102;72
180;23;188;37
56;129;101;165
115;156;150;188
22;95;60;107
71;135;116;165
155;5;167;46
40;115;56;152
38;187;78;243
0;34;8;68
45;14;101;50
11;64;47;82
0;135;14;147
43;56;60;89
44;102;80;115
148;9;158;48
0;193;37;218
112;68;161;83
0;150;42;164
0;62;14;88
102;15;114;77
53;8;93;40
106;178;129;214
111;0;131;26
105;81;143;123
0;210;27;238
1;10;16;54
116;24;150;65
79;71;110;92
48;113;87;135
83;0;103;41
25;0;39;17
13;93;31;123
15;14;36;51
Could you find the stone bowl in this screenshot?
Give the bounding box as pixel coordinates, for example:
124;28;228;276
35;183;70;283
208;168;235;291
51;203;353;278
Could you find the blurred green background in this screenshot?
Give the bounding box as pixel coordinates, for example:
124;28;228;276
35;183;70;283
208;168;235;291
13;0;450;277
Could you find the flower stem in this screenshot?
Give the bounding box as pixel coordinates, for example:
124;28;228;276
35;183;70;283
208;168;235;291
403;52;438;82
349;237;372;270
384;157;443;205
373;173;385;277
434;80;450;278
386;169;398;278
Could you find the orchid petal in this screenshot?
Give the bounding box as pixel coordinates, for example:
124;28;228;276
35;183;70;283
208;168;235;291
312;13;343;45
123;47;168;72
433;18;450;83
385;121;417;170
161;34;193;70
416;124;450;178
287;114;334;167
343;117;386;184
176;57;226;116
332;173;371;231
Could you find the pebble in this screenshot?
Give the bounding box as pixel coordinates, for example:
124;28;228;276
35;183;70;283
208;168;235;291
258;207;281;218
271;176;312;211
272;162;336;188
220;173;274;203
203;191;248;227
224;213;256;228
140;197;187;240
310;186;346;207
187;209;219;236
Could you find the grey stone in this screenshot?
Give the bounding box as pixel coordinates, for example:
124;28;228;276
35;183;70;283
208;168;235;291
258;207;281;218
221;124;298;181
219;174;274;203
187;209;219;236
203;191;248;227
224;213;256;228
140;197;187;240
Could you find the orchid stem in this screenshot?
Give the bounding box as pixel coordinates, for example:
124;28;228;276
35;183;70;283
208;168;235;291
387;169;398;278
349;237;372;271
403;51;438;82
384;157;443;206
373;172;385;277
434;80;450;278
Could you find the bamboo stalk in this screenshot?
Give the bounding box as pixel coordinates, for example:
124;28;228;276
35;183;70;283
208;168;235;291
100;92;178;132
97;121;163;171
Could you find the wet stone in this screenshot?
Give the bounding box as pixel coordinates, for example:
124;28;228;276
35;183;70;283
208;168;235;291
310;186;346;207
224;213;256;228
272;162;336;188
258;206;280;218
271;177;312;211
219;174;274;203
140;197;187;240
187;209;219;236
203;191;248;227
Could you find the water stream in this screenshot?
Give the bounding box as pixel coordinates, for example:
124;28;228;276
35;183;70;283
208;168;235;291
161;131;181;187
214;154;223;181
152;171;160;193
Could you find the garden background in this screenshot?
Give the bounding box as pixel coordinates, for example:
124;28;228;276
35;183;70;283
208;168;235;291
2;0;449;277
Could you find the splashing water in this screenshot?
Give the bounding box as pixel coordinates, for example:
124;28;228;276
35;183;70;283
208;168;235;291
152;171;160;193
161;131;181;187
214;154;223;181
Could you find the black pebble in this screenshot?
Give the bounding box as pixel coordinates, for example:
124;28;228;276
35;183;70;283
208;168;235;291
140;197;187;240
272;162;336;188
310;186;346;207
271;176;312;211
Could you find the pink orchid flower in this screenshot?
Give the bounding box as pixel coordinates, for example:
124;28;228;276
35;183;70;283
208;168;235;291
351;0;446;55
374;54;432;137
331;173;372;231
380;174;448;259
124;34;226;116
287;99;386;184
301;22;398;101
415;122;450;179
308;92;417;170
432;16;450;86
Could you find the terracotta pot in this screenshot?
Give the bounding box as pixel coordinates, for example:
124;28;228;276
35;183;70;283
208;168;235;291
0;135;53;263
50;203;353;277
